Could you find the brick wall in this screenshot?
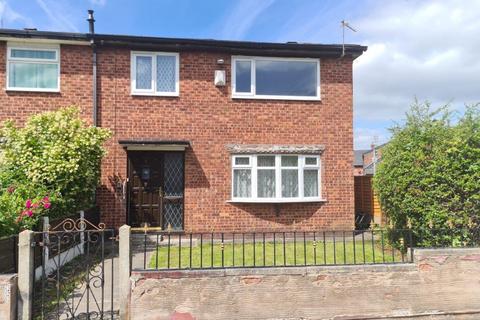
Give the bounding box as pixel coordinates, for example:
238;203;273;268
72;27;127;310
363;147;383;167
0;41;355;231
130;248;480;320
0;43;93;124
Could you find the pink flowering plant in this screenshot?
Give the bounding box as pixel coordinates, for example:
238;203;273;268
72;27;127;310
17;197;51;229
0;181;59;236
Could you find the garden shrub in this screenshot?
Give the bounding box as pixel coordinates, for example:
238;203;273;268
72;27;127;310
373;101;480;247
0;107;111;236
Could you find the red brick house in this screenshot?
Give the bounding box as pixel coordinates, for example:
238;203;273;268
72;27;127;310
0;17;366;232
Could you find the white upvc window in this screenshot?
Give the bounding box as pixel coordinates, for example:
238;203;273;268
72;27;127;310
6;43;60;92
231;56;320;101
131;51;179;96
231;154;322;203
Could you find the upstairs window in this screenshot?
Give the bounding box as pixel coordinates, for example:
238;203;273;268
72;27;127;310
7;44;60;92
231;155;321;202
131;51;179;96
232;56;320;100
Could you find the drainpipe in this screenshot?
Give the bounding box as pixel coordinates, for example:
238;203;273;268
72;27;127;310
87;10;97;127
87;10;98;208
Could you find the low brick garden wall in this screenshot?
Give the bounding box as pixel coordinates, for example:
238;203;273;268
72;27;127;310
130;248;480;320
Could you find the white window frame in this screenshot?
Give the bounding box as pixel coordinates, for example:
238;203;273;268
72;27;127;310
232;155;252;198
230;154;323;203
131;51;180;96
233;155;252;167
231;56;320;101
257;155;276;199
6;43;60;92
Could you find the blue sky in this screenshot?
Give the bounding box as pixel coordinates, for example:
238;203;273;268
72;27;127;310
2;0;479;149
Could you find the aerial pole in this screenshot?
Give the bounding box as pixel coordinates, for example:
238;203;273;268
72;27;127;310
341;20;357;58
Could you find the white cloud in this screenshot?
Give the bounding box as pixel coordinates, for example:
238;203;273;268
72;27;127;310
272;1;480;148
0;0;32;27
218;0;275;40
353;0;480;122
354;127;390;151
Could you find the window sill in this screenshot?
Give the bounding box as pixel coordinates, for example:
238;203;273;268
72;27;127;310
232;94;321;101
6;88;60;93
131;92;179;97
227;198;327;204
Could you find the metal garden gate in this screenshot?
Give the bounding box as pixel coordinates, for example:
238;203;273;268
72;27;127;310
32;217;118;319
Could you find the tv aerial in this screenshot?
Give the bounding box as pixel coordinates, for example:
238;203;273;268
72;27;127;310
341;20;357;58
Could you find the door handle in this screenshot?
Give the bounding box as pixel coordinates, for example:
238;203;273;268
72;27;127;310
158;186;163;197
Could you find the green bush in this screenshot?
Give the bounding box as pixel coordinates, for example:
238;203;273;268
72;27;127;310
373;101;480;247
0;107;111;236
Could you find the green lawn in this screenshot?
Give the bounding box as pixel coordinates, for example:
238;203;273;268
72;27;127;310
148;239;406;269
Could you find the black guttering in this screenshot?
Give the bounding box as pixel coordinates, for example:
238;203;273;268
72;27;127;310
94;34;367;58
0;29;367;58
0;29;89;42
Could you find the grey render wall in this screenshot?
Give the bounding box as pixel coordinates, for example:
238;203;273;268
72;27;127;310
0;274;17;320
130;248;480;320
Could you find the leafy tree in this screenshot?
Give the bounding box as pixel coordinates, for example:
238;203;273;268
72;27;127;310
0;107;111;236
374;101;480;246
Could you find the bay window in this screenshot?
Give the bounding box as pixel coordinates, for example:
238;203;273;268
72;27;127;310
7;44;60;92
232;56;320;100
231;154;322;202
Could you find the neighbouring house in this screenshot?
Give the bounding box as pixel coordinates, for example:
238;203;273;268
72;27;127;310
353;144;385;226
0;12;366;232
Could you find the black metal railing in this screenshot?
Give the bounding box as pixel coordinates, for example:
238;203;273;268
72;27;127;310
131;229;419;271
